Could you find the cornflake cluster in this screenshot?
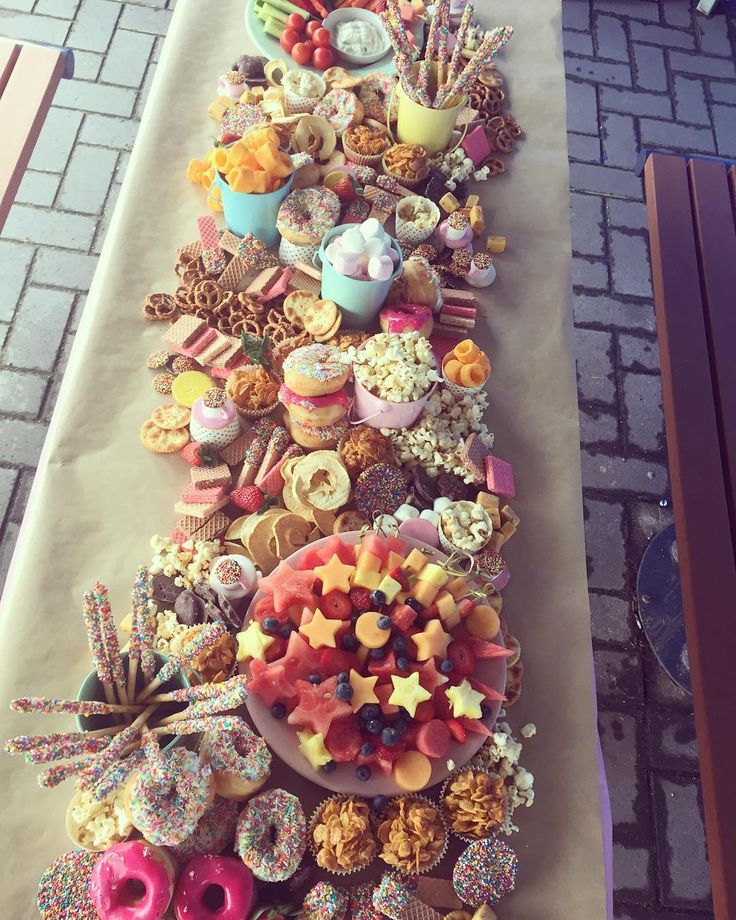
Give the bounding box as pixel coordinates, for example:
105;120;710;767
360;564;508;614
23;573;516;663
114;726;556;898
470;719;536;835
148;535;223;589
384;387;495;479
351;332;440;403
430;146;492;190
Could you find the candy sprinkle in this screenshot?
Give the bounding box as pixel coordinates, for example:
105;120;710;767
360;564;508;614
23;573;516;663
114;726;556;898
37;850;98;920
355;464;409;517
303;881;349;920
373;870;417;919
214;558;242;586
452;837;518;907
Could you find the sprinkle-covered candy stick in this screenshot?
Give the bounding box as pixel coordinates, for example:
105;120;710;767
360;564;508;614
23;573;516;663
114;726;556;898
38;759;92;789
90;748;145;801
436;26;513;109
76;722;143;790
146;674;247;704
135;655;184;703
150;714;243;737
137;621;226;702
5;731;112;761
142;732;176;790
94;582;129;707
446;2;474;92
127;566;150;699
151;683;248;728
9;696;144;716
418;8;439;99
82;590;116;708
436;0;450;91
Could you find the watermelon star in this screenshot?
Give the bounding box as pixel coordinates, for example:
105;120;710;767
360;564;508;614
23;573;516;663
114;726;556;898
445;678;485;719
236;620;275;662
299;608;342;650
412;619;452;661
287;676;353;738
314;554;355;595
297;730;332;770
260;563;316;614
283;630;323;683
410;659;449;694
247;658;297;708
349;669;380;713
389;671;432;718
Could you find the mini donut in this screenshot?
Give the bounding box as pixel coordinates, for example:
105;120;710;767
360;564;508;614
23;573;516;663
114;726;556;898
200;723;271;802
126;748;215;847
279;384;349;426
173;856;254;920
236;788;307;881
277;187;341;246
359;74;398;123
282;343;350;397
380;303;434;337
169;796;240;865
314;88;365;137
89;841;177;920
322;67;363;90
284;411;350;450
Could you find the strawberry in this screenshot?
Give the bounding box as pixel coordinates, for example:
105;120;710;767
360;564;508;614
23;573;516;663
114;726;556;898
349;587;372;612
180;441;221;467
446;718;467;744
333;176;357;202
220;132;241;145
389;566;411;592
231;485;271;512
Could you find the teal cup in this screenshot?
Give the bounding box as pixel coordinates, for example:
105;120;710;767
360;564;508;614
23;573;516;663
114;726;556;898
76;651;191;753
214;168;295;247
315;225;404;331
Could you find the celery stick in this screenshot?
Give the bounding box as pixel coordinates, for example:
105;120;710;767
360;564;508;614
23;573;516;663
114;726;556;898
264;15;284;37
264;0;309;18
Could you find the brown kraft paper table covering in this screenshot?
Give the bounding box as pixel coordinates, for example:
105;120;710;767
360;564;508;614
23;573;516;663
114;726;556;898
0;0;607;916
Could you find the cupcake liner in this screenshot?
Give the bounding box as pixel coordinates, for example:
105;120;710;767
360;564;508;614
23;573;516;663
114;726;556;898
308;794;378;876
284;84;324;115
279;237;321;269
235;401;279;421
342;135;386;169
376;793;448;876
395;197;440;245
380;158;427;191
437;501;493;557
442;377;486;399
439;767;507;843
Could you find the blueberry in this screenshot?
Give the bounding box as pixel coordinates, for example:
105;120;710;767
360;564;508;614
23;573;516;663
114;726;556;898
360;741;375;756
398;706;411;719
396;656;409;671
361;704;381;721
335;682;354;702
392;636;408;652
369;646;387;660
308;674;321;685
372;794;388;811
337;671;349;684
377;614;392;630
341;631;359;651
262;617;280;634
439;658;454;674
351;612;361;624
270;702;286;719
380;727;399;746
393;717;408;736
366;719;383;735
406;597;423;612
323;760;337;773
356;765;372;781
370;589;387;607
480;703;493;720
279;623;294;639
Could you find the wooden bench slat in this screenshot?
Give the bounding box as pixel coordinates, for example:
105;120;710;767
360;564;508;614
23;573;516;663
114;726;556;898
0;40;21;98
687;158;736;534
645;152;736;920
0;42;67;230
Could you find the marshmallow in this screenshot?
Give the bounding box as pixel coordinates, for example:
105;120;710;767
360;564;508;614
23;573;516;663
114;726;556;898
331;251;359;277
433;496;453;513
209;554;259;600
394;503;420;523
360;217;385;240
419;509;441;528
364;236;387;260
342;226;367;255
368;254;394;281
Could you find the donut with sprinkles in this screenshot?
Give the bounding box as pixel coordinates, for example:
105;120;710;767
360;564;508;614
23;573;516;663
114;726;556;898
314;88;365;137
236;787;307;881
277;187;341;246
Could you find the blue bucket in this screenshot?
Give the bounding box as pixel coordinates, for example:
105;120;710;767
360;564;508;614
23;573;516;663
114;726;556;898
214;168;295;248
315;224;404;331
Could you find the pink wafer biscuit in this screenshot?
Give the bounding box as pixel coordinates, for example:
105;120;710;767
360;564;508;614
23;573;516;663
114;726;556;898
165;316;207;348
246;266;281;298
174;497;229;519
220;432;250;466
210;356;248;379
191;463;231;489
180;484;227;503
198;215;226;275
460;433;489;484
485;455;515;498
197;333;231;366
180;327;217;357
259;267;293;302
210;341;242;369
441;303;477;318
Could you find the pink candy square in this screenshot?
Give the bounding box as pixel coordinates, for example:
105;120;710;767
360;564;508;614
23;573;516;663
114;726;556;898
485;455;515;499
461;125;492;166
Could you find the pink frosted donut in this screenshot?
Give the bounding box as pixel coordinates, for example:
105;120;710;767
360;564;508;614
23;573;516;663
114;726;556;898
313;88;363;136
359;73;398;122
284;411;350;449
277;187;341;246
89;841;176;920
278;384;349;426
380;303;434;336
173;856;254;920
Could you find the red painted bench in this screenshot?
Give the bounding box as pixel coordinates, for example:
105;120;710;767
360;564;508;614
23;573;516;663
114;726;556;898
643;151;736;920
0;39;74;231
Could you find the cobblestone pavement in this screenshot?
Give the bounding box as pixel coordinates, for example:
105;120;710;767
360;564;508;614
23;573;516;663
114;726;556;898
1;0;735;915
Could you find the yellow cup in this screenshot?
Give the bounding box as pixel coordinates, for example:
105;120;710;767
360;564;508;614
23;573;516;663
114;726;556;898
394;63;467;154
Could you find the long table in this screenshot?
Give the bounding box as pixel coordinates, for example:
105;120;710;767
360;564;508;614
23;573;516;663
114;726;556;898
0;1;610;917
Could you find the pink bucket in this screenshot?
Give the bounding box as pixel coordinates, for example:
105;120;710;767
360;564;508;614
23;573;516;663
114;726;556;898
350;377;436;430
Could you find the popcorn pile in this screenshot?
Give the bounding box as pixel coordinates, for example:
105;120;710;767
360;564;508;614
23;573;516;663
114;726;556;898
470;719;536;835
148;535;223;589
153;608;192;654
68;788;133;851
384;387;495;478
440;500;493;552
351;332;440;403
430;146;492;190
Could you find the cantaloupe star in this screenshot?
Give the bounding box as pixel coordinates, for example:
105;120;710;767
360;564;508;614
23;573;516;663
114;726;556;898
299;608;342;649
412;619;452;661
445;678;485;719
297;730;332;770
349;669;379;713
236;620;275;662
313;554;355;595
389;671;432;718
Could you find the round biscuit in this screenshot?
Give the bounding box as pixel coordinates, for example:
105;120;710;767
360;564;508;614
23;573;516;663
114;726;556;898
151;403;191;430
140;420;189;453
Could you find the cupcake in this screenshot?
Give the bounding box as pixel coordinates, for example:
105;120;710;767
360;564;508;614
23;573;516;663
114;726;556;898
376;796;447;875
441;768;506;840
310;796;377;874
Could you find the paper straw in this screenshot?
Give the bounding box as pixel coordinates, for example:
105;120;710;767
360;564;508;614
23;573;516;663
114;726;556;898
9;697;143;716
436;25;513;108
94;582;129;706
152;684;248;727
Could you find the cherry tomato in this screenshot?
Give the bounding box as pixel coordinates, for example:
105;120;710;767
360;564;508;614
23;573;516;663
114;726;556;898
279;27;301;53
305;19;323;38
291;41;312;66
286;12;306;31
312;45;336;70
312;27;332;47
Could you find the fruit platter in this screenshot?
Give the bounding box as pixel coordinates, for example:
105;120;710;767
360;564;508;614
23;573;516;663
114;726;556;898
2;2;548;918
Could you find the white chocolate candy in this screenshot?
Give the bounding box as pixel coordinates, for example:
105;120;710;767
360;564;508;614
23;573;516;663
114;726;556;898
419;509;441;527
394;503;420;523
209;554;259;600
433;496;453;513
